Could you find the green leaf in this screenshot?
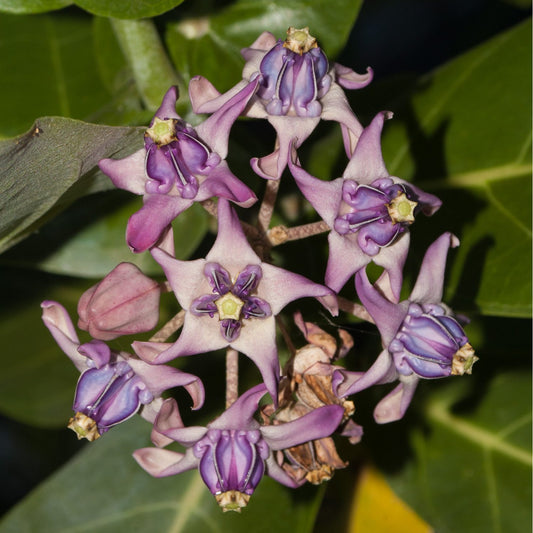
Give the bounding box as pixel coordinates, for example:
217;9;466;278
381;19;532;316
0;0;71;14
387;372;532;533
166;0;364;95
0;118;143;254
0;416;324;532
1;195;209;277
74;0;185;19
0;12;114;137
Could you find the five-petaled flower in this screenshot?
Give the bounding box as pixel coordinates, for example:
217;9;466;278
333;233;478;423
133;384;344;512
289;111;442;299
99;83;259;253
133;198;337;403
41;301;204;440
189;27;373;180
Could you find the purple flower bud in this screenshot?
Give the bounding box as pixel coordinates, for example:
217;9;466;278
389;303;477;378
257;27;331;118
333;178;418;256
77;263;161;341
193;428;270;510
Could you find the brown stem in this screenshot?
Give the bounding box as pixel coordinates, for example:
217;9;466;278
257;179;281;234
149;309;186;342
225;347;239;408
268;220;330;246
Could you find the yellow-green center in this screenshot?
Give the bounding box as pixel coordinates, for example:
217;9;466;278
215;292;244;321
283;26;318;54
386;192;417;224
145;117;176;146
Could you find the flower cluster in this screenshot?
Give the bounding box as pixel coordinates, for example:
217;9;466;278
42;27;477;512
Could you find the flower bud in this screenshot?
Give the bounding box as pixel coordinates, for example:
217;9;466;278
78;263;161;341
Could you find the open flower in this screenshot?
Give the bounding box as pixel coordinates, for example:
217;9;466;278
289;111;442;299
133;199;337;402
333;233;478;423
41;301;204;440
133;384;344;512
99;83;258;253
189;27;373;180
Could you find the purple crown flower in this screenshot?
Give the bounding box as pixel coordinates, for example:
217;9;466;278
189;28;373;179
133;199;338;403
289;111;442;299
41;301;204;440
99;83;258;253
133;384;344;511
333;233;478;423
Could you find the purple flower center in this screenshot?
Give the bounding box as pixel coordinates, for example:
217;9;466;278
190;263;272;342
144;117;221;198
72;358;153;436
333;177;418;256
257;29;331;118
193;428;270;508
389;303;477;378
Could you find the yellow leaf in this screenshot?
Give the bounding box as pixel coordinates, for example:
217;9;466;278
348;465;433;533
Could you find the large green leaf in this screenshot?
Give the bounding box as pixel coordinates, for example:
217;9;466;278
0;415;324;533
379;19;532;316
74;0;185;19
0;0;71;14
166;0;364;95
0;12;112;137
386;371;532;533
0;118;143;254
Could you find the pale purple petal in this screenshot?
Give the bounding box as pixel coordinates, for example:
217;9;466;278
41;301;85;371
154;86;180;120
355;269;409;345
131;341;173;363
410;233;460;304
133;447;199;477
126;358;205;409
342;111;393;183
334;63;374;90
77;340;112;368
210;384;267;431
288;158;343;228
265;455;304;488
196;78;259;159
260;262;338;316
261;405;344;450
205;199;261;267
196;162;257;207
189;76;247;114
373;375;419;424
324;231;371;293
241;31;277;59
126;194;193;253
99;150;147;195
333;349;397;397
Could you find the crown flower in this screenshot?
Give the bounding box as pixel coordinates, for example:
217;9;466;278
133;384;344;512
333;233;478;423
41;301;204;440
289;111;442;299
99;84;259;252
133;199;337;402
189;28;373;180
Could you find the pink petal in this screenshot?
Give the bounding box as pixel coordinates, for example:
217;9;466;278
133;447;198;477
334;63;374;90
98;150;147;195
373;375;419;424
154;86;179;120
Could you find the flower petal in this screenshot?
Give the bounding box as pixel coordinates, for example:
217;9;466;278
261;404;344;450
99;150;147;195
409;232;459;304
265;455;304;488
373;374;419;424
41;301;85;371
133;447;198;477
154;86;180;120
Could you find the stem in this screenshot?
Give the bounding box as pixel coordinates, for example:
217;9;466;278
267;220;330;246
225;348;239;408
257;179;280;234
111;19;183;111
149;310;186;342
